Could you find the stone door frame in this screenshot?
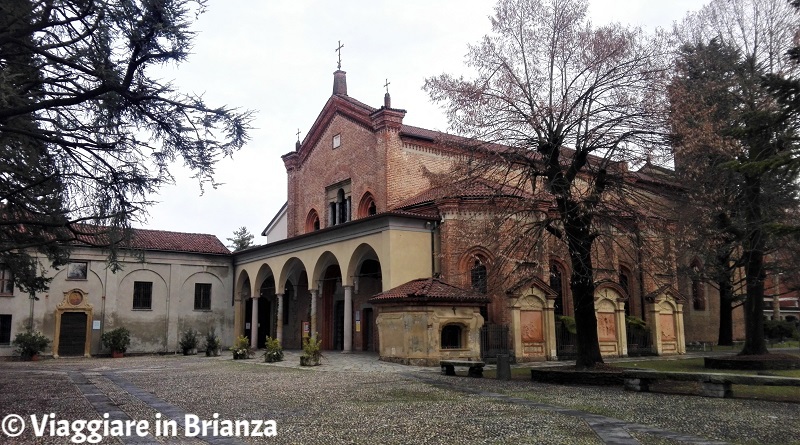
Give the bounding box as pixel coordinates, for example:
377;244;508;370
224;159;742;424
53;289;93;358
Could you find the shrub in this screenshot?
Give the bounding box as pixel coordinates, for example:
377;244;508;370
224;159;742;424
625;316;649;332
101;327;131;353
556;315;576;334
264;336;283;363
230;335;254;359
764;319;796;340
13;330;50;359
204;330;221;356
178;329;199;354
300;334;322;366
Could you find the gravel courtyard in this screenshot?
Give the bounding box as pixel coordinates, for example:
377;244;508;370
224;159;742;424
0;353;797;444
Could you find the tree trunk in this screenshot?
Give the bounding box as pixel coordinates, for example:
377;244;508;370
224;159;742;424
565;220;603;369
740;175;768;356
717;277;734;346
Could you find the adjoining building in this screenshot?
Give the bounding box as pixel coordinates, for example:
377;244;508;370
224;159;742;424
0;229;233;358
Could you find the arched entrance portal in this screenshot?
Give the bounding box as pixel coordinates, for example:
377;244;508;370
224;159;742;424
320;265;343;350
244;276;276;348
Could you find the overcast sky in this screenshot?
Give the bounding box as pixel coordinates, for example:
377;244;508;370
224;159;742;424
139;0;703;247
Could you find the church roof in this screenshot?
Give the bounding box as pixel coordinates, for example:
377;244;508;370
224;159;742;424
369;277;489;304
394;177;532;209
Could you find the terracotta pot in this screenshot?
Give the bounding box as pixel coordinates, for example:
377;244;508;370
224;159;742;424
112;351;124;358
29;354;40;362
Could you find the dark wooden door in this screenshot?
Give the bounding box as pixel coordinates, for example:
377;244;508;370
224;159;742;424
333;301;344;350
362;308;373;351
59;312;87;356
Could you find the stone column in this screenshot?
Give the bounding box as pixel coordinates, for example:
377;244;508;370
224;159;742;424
343;285;353;352
309;289;318;336
250;296;259;349
276;293;284;345
233;291;243;339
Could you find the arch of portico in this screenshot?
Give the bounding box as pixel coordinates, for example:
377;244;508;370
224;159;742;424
233;219;433;352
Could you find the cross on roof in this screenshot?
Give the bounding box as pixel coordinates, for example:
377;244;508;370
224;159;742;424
296;128;301;141
384;78;391;94
335;40;344;70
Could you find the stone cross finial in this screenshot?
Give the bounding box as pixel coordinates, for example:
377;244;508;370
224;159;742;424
335;41;344;70
384;78;391;94
296;128;301;142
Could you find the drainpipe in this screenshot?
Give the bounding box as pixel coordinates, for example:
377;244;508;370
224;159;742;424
428;220;440;277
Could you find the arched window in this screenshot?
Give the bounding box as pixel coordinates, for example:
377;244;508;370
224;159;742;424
691;261;706;311
550;261;566;316
471;260;487;294
357;192;377;218
305;209;320;233
441;324;463;349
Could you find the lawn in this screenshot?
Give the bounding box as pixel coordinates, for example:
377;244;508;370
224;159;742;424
483;354;800;403
612;356;800;403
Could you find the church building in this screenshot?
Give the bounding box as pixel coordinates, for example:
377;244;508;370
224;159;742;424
231;68;735;364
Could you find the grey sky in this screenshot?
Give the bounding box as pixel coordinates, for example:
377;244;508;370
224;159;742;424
139;0;703;246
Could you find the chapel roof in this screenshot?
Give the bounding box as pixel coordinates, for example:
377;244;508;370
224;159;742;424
72;225;230;256
369;277;490;304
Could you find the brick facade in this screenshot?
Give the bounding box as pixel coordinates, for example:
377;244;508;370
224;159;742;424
273;71;748;352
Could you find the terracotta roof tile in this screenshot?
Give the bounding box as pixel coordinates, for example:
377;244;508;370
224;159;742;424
127;228;230;255
73;225;230;255
393;177;531;209
369;277;489;304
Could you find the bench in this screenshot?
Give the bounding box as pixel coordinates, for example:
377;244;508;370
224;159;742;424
623;369;800;398
440;360;485;378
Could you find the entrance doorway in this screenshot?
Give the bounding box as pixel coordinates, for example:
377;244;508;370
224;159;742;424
58;312;87;356
333;301;344;350
362;308;374;351
244;298;272;349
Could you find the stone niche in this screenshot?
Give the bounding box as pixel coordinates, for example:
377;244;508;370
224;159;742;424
645;286;686;355
594;282;628;358
370;278;488;366
507;277;558;362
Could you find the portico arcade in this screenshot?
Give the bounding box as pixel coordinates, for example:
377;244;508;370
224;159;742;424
233;213;437;351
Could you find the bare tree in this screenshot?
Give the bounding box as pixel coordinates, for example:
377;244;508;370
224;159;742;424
0;0;253;291
424;0;670;368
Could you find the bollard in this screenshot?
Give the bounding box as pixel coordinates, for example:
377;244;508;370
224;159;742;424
496;353;511;380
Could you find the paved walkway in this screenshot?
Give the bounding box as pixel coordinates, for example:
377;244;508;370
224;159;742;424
231;348;735;373
225;350;749;444
3;351;796;444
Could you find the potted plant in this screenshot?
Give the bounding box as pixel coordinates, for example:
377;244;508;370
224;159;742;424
204;329;221;357
300;334;322;366
101;327;131;358
230;335;254;360
263;336;283;363
13;330;50;361
178;329;199;355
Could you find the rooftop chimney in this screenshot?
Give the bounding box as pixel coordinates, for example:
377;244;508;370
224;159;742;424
333;70;347;96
